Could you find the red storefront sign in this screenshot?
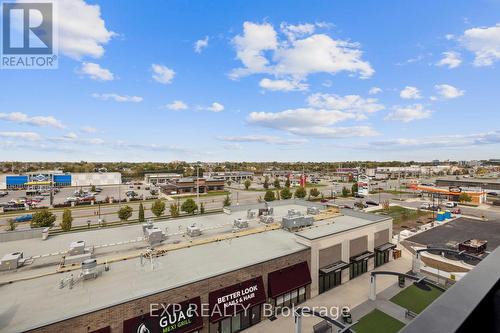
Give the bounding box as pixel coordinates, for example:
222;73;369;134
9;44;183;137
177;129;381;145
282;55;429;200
268;261;311;298
209;277;266;323
123;296;203;333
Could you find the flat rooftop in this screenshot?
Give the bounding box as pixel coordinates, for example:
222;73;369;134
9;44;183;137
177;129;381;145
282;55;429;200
295;209;391;240
406;217;500;250
0;229;308;333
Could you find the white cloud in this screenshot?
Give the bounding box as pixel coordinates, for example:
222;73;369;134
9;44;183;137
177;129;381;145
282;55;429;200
259;78;308;92
307;93;384;116
218;135;307;145
230;21;373;82
0;131;41;141
231;22;278;77
194;36;209;53
64;132;78;140
207;102;224;112
400;86;421;99
151;64;175;84
460;23;500;66
280;22;316;40
366;130;500;150
434;84;464;99
165;100;188;111
57;0;115;59
0;112;64;128
80;126;97;133
92;93;143;103
368;87;382;95
385;104;432;122
79;62;114;81
436;51;462;69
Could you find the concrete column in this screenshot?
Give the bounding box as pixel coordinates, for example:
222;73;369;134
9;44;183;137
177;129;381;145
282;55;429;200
341;239;349;262
369;275;376;301
310;244;319;297
412;252;421;274
368;232;375;252
341;268;350;284
368;257;375;271
389;249;394;262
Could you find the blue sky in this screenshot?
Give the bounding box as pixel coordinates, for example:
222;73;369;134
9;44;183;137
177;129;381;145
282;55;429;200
1;0;500;162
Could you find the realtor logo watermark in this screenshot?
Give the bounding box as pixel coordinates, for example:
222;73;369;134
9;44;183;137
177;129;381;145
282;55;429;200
1;1;58;69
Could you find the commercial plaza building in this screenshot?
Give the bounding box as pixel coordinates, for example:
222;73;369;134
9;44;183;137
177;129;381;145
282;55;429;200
0;202;395;333
0;171;122;190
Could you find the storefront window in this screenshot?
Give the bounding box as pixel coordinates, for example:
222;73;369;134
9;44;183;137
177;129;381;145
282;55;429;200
221;318;231;333
231;315;241;332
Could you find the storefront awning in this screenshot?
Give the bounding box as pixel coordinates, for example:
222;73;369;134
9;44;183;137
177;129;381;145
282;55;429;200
375;243;396;252
268;261;312;298
209;277;266;323
350;251;374;262
319;261;349;274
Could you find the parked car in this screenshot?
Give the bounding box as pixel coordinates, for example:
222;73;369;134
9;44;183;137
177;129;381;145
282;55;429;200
95;187;103;193
487;192;498;196
419;203;431;210
66;196;79;202
445;202;457;208
14;214;32;223
0;191;8;197
452;208;462;214
366;200;379;206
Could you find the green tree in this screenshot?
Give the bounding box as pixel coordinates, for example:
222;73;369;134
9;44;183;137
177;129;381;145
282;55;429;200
181;198;198;215
60;209;73;232
223;194;231;207
151;199;166;217
342;186;349;197
227;180;232;186
274;178;281;189
280;187;292;199
263;176;270;189
170;203;179;217
118;205;133;221
31;209;56;228
244;179;251;190
6;218;16;231
264;189;276;202
200;202;205;214
309;188;320;198
91;184;96;192
285;178;291;188
295;186;307;199
138;203;145;222
351;182;358;195
458;192;472;203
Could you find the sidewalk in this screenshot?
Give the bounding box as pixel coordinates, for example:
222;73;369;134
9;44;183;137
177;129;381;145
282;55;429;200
246;248;413;333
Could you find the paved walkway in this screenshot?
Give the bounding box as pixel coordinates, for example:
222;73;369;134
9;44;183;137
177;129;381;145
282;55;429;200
246;247;414;333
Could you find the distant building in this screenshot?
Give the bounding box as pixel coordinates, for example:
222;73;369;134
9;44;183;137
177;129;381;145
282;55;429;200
205;171;254;182
144;173;182;185
0;171;121;190
160;177;225;195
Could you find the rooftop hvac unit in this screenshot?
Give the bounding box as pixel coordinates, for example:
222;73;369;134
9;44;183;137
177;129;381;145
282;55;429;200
145;227;166;246
68;240;85;256
186;224;202;237
247;209;256;219
81;259;98;280
233;218;249;229
260;215;274;224
307;207;321;215
287;209;302;217
142;220;154;234
281;215;314;230
0;252;23;271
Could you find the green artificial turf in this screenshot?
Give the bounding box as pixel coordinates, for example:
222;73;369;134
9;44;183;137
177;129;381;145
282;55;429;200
352;309;405;333
390;284;443;314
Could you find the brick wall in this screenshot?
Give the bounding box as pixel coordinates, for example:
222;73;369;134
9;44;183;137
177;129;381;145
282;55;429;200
29;249;311;333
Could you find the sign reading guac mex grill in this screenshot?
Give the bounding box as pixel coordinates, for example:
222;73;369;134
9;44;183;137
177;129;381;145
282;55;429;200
123;296;203;333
